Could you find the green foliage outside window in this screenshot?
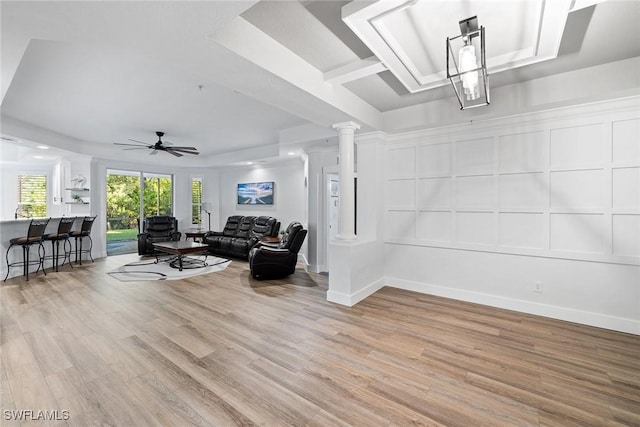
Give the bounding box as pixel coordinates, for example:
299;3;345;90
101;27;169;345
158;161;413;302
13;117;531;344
192;178;202;225
18;174;47;217
106;173;172;232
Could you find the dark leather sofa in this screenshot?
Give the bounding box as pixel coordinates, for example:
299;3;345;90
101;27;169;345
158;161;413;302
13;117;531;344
249;221;307;280
138;215;181;255
203;215;279;259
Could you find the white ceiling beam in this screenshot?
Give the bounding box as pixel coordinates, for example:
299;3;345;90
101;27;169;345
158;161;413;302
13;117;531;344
213;17;383;130
324;56;387;85
570;0;608;12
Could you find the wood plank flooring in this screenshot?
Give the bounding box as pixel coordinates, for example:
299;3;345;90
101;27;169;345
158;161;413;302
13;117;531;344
1;254;639;426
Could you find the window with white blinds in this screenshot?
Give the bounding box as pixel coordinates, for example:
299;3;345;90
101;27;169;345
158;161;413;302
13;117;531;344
18;174;47;217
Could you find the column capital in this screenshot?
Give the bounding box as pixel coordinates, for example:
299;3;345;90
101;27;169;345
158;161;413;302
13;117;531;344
332;121;361;132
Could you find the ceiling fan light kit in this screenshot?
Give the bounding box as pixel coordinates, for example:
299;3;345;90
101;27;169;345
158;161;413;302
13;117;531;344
114;131;200;157
446;16;490;110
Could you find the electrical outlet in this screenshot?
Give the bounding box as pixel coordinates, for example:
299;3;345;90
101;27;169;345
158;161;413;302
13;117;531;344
534;282;543;293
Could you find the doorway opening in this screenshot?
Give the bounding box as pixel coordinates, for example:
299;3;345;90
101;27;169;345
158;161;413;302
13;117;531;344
106;169;173;256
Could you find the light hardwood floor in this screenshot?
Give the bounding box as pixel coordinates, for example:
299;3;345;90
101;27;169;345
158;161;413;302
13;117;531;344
1;254;639;426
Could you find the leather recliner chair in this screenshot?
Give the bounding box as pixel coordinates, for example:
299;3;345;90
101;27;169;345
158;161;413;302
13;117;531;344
138;215;181;255
248;221;307;280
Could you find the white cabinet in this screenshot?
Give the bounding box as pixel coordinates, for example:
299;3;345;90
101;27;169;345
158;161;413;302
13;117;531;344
52;160;70;205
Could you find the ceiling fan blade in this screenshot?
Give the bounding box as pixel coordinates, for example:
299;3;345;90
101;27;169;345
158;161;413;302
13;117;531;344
149;150;158;155
170;149;199;155
172;148;198;154
169;146;198;150
122;147;149;151
115;142;150;147
128;139;149;145
167;150;183;157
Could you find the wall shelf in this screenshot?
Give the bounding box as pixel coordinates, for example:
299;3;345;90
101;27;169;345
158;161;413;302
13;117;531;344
66;187;90;206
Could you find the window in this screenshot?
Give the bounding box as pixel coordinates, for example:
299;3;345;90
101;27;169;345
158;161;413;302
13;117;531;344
18;174;47;217
143;173;173;217
191;177;203;225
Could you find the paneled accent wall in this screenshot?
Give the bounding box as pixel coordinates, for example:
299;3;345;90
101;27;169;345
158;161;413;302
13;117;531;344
384;110;640;266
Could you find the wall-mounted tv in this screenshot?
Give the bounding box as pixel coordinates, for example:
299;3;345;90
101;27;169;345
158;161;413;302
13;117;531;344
237;181;274;205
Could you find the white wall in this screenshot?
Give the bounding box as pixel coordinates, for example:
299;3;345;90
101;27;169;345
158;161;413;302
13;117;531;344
380;97;640;334
217;159;307;256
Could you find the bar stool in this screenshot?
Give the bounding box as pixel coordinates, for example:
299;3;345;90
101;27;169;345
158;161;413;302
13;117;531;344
70;215;96;265
44;216;76;272
4;218;50;281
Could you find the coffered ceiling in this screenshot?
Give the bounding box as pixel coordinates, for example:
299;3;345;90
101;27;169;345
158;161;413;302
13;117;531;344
1;0;638;166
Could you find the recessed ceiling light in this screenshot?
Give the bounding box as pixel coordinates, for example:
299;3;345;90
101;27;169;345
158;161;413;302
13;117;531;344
33;155;44;159
288;152;295;156
247;161;254;165
36;145;49;150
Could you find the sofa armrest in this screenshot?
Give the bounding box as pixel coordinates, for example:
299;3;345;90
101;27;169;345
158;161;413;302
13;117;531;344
252;240;279;250
137;233;149;255
252;246;291;258
247;236;260;250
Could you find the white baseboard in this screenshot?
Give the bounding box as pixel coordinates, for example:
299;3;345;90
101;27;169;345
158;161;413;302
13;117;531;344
327;277;386;307
386;277;640;336
304;259;327;274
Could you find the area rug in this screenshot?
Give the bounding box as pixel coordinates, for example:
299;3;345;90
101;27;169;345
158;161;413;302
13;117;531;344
107;255;230;281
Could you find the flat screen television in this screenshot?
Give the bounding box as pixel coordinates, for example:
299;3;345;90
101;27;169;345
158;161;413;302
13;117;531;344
237;181;274;205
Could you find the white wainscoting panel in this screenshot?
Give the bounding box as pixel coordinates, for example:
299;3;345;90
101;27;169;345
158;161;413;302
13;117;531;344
550;213;604;254
550;169;604;209
612;214;640;257
386;210;415;240
456;212;494;245
417;177;451;209
498;131;545;173
417;143;451;177
381;98;640;335
612;118;640;164
455;137;494;175
417;211;452;242
455;175;494;210
550;124;603;169
387;146;415;179
383;99;639;266
499;172;546;210
386;179;415;210
612;167;640;209
499;212;545;249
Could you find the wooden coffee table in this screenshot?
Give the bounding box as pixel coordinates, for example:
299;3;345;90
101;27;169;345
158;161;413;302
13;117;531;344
185;228;208;243
152;241;209;271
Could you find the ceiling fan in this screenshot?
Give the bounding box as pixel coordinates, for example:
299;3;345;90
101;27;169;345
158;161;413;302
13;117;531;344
114;131;199;157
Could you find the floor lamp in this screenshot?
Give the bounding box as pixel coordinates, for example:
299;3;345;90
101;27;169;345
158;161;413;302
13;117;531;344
201;202;212;231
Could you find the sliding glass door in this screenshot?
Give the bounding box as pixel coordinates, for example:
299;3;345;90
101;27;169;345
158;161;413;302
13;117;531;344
106;169;173;255
143;173;173;217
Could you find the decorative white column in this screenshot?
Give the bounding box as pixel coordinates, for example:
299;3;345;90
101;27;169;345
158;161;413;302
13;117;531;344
333;121;360;240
